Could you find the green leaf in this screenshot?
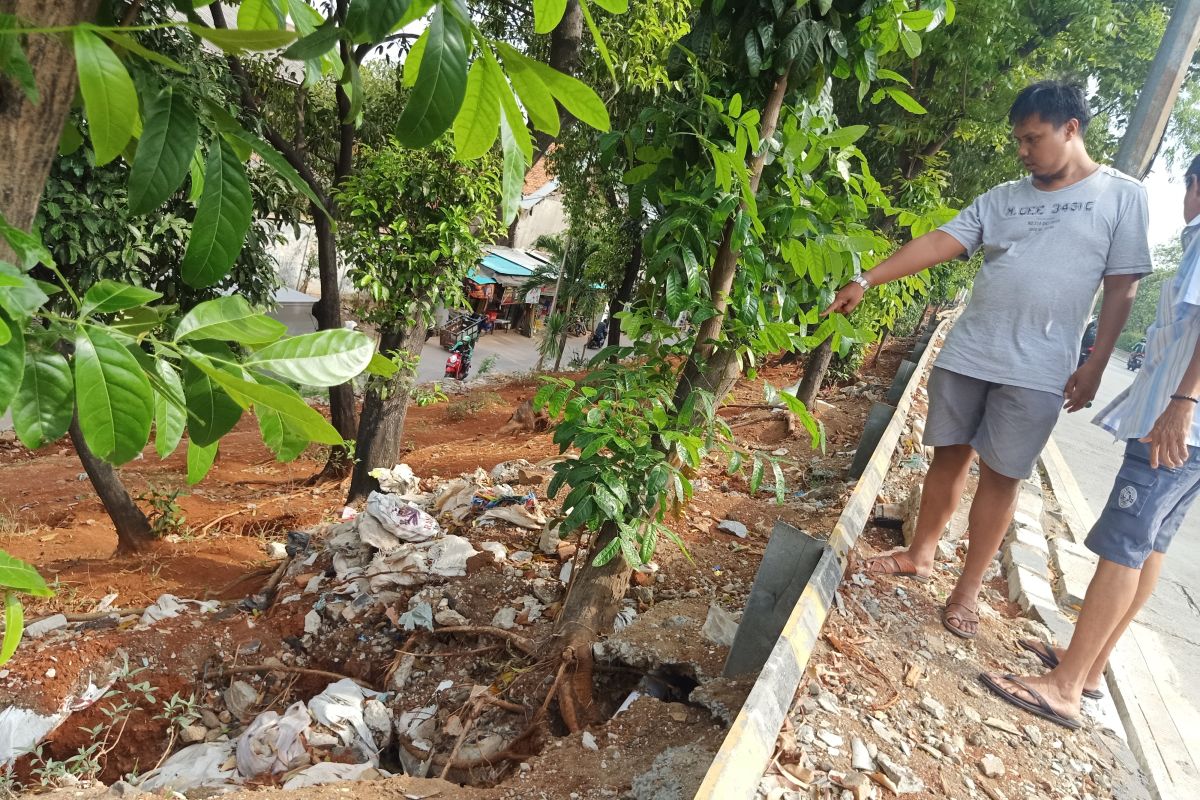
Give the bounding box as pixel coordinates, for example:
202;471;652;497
128;88;199;215
487;52;532;163
244;329;375;387
499;113;526;224
394;7;468;148
0;310;24;415
402;26;428;88
534;0;568;34
0;264;49;319
186;23;299;53
496;43;559;135
175;296;288;346
73;29;138;166
12;351;73;449
215;120;328;217
345;0;412;44
454;59;501;160
622;163;657;184
772;461;785;504
749;457;764;495
0;551;52;597
252;374;313;461
901;9;935;30
74;327;153;464
1;592;24;666
824;125;868;148
900;29;921;58
365;351;399;378
188;144;205;203
238;0;283;29
887;87;927;114
187;355;342;445
95;29;187;72
58;122;84;156
283;21;342;60
591;530;621;567
591;0;627;11
578;0;615;79
181;140;253;288
182;358;243;447
876;68;911;86
0;16;38;103
154;360;187;460
80;279;162;317
525;59;609;132
186;440;218;485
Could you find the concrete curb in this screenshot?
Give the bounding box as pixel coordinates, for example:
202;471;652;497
693;313;954;800
1038;438;1176;800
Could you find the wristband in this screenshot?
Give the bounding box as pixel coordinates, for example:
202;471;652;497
851;274;871;291
1170;394;1200;404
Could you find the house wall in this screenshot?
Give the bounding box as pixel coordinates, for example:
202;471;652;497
268;222;354;296
512;193;568;250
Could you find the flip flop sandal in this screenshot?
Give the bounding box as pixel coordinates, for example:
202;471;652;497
1018;639;1105;699
863;553;930;582
942;601;978;640
979;672;1082;730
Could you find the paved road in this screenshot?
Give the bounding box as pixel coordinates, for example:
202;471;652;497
1051;353;1200;789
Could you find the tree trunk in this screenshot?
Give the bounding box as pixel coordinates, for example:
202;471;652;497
533;0;583;159
553;294;576;372
346;320;426;503
606;216;642;355
68;415;154;555
796;336;833;409
0;0;100;261
673;68;791;410
310;209;358;481
548;522;633;730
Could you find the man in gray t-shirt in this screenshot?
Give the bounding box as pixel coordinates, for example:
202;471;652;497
825;80;1150;639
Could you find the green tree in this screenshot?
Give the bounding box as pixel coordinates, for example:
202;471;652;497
336;137;504;501
0;0;621;662
1118;238;1181;349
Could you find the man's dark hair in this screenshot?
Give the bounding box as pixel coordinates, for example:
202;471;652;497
1186;154;1200;181
1008;80;1091;132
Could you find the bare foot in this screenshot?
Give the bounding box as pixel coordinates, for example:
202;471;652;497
862;549;932;580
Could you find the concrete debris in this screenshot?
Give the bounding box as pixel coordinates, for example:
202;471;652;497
701;604;739;648
224;681;258;720
979;753;1006;778
492;607;518;630
581;731;599;751
479;540;508;562
179;724;207;745
919;693;947;721
265;541;288;559
850;736;876;772
490;459;534;484
984;716;1021;736
876;753;924;794
716;519;749;538
629;744;713;800
24;614;68;639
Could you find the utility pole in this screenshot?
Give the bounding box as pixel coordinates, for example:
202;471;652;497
1113;0;1200;179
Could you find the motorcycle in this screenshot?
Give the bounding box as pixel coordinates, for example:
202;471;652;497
1127;351;1144;371
444;340;474;381
586;318;609;349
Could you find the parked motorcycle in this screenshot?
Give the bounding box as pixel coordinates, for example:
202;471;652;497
1127;351;1144;371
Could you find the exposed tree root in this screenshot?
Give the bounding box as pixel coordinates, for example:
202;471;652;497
431;625;537;656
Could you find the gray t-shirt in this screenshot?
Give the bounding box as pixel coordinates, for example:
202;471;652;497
935;166;1151;395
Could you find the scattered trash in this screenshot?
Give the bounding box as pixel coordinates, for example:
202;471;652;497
0;679;111;766
480;541;508;561
357;492;442;552
308;679;388;759
282;762;388;789
265;541;288;559
285;530;311;557
139;594;219;627
397;601;434;632
138;741;238;794
235;702;310;777
368;463;420;496
224;680;259;721
490;458;534;484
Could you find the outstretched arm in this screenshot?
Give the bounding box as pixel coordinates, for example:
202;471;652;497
823;230;967;316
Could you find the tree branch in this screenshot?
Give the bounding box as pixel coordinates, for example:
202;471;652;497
207;4;330;207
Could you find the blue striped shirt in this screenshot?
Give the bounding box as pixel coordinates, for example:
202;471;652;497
1095;219;1200;444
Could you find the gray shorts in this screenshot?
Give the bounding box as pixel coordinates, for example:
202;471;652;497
1086;439;1200;568
925;367;1063;479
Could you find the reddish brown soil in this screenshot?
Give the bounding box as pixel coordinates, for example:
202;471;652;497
0;339;914;798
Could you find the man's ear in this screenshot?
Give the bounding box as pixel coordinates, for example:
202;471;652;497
1064;118;1081;139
